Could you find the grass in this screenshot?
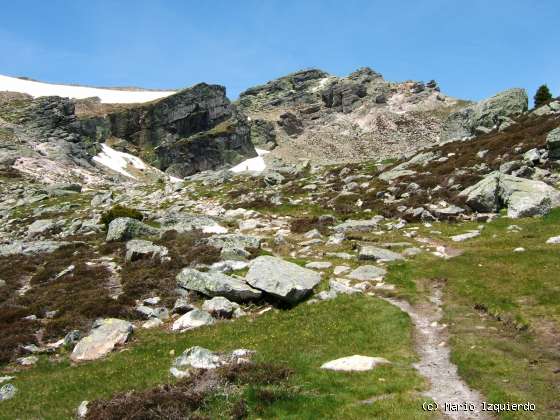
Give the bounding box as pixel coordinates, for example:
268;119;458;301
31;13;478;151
382;210;560;419
0;296;432;419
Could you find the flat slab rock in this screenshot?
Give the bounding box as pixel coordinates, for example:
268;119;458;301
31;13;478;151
245;256;321;303
358;246;404;262
176;268;261;302
172;309;214;331
320;355;390;371
70;318;133;362
347;265;387;281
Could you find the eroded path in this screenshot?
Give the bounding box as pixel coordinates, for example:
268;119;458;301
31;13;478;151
381;285;489;419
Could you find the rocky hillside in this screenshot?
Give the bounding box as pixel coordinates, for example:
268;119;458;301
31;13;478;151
1;71;560;418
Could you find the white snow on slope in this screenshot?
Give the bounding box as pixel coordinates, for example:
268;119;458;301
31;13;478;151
0;74;175;104
230;148;270;173
93;144;147;179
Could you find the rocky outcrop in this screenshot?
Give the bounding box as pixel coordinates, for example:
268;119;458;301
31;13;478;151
85;84;256;178
546;127;560;159
441;88;528;142
236;67;463;164
459;171;560;217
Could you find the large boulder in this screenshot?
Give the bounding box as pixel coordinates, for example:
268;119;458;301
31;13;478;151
245;256;321;303
460;171;560;217
106;217;158;242
176;268;262;302
442;88;528;142
70;319;133;362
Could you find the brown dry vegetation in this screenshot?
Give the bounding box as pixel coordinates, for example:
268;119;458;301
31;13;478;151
85;362;293;420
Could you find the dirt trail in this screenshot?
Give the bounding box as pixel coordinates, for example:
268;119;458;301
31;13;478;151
381;286;489;419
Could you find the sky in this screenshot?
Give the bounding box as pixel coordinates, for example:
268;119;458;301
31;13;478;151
0;0;558;102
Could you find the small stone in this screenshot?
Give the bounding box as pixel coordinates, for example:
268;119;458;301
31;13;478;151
304;261;332;270
546;236;560;244
333;265;350;275
172;309;214;331
0;383;17;401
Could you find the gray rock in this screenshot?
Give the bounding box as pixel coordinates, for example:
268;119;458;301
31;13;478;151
460;171;560;217
125;239;168;263
17;355;38;366
305;261;332;270
358;246;404;262
27;219;60;238
347;265;387;281
90;191;113;207
106;217;158;242
245;256;321;303
442;88;528;142
0;383;17;401
432;205;465;218
523;148;540;164
176;268;261;302
0;240;73;257
63;330;81;347
202;296;240;318
172;297;195;314
77;401;89;418
203;234;261;260
171;346;255;378
172;309;214;331
0;279;5;288
333;217;383;233
70;319;133;362
329;279;361;295
379;169;416;182
546;127;560;159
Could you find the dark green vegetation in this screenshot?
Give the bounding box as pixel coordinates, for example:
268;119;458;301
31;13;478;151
534;84;553;108
100;205;144;229
0;296;431;419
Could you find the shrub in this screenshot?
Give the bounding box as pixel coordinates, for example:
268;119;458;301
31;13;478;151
101;205;143;229
534;84;552;108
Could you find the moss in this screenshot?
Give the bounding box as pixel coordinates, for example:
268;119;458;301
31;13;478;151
101;205;144;229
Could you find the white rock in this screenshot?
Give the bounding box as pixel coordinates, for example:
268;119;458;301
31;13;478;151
320;355;390;371
172;309;214;331
333;265;350;275
305;261;332;270
546;236;560;244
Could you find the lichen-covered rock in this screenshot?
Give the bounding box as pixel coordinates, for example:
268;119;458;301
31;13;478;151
125;239;168;262
172;309;214;331
106;217;158;242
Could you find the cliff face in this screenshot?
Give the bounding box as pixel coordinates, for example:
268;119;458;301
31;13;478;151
80;83;255;178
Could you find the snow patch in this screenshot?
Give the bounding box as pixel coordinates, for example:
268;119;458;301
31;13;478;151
93;144;147;179
0;74;174;104
230;148;270;173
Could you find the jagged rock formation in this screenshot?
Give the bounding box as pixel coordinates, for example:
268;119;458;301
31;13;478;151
236;67;467;164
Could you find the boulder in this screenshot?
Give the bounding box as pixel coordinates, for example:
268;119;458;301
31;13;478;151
27;219;61;238
320;355;390;372
460;171;560;217
358;246;404;262
172;309;214;331
70;319;133;362
125;239;168;263
546;127;560;159
106;217;158;242
245;256;321;303
442;88;528;142
176;268;262;302
305;261;332;270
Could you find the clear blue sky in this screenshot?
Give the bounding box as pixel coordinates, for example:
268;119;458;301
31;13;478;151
1;0;558;101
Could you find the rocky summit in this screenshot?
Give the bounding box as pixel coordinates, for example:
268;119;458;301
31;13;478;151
1;67;560;419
